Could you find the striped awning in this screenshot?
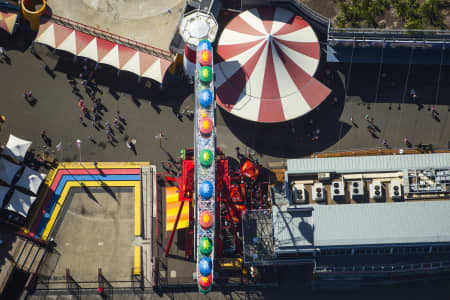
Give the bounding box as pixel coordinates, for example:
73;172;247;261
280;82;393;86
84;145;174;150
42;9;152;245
0;10;17;35
35;21;172;83
216;7;331;123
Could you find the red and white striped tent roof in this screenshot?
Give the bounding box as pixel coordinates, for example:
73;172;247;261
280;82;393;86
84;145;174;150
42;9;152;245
35;21;171;83
216;7;331;123
0;10;18;35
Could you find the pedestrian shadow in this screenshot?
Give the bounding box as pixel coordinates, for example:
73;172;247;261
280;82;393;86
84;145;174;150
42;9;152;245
43;136;52;147
100;181;118;202
53;53;191;118
26;97;37;106
80;182;99;204
44;65;56;79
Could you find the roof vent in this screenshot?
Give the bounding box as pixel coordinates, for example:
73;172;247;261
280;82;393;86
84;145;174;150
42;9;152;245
312;182;325;202
390;179;403;201
350;180;364;199
292;183;307;204
370;182;383;200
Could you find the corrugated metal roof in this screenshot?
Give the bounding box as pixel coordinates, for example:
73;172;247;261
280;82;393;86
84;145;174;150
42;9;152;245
273;207;314;251
286;153;450;175
273;201;450;252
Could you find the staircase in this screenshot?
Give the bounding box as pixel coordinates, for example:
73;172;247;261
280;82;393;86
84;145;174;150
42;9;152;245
0;238;47;295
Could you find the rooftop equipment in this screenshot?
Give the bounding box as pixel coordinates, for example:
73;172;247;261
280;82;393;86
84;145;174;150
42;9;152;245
350;180;364;200
331;180;345;201
390;179;403;201
369;181;383;200
312;182;325;203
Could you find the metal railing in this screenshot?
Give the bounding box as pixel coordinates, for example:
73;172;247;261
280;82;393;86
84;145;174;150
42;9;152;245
315;260;450;274
269;0;330;32
43;12;173;61
310;147;447;158
329;27;450;43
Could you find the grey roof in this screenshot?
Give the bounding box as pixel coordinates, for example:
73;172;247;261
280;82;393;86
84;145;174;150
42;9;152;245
273;200;450;253
286;153;450;175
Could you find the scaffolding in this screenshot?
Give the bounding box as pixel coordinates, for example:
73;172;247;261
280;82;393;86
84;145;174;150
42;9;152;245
242;210;274;266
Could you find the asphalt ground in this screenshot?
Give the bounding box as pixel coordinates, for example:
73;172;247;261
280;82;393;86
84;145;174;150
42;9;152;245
2;40;450;169
3;23;450;300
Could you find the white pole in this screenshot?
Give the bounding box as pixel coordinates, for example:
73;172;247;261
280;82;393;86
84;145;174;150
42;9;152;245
76;139;82;165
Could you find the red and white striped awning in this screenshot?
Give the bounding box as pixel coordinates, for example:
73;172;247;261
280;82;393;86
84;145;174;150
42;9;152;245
35;21;171;83
216;7;331;123
0;10;18;35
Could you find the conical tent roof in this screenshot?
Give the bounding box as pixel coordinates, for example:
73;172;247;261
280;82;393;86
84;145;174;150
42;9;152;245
215;7;331;123
0;185;10;209
15;166;47;195
0;157;21;185
2;134;32;162
6;189;36;218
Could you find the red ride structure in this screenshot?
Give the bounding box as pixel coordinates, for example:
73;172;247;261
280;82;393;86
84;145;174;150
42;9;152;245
163;148;270;261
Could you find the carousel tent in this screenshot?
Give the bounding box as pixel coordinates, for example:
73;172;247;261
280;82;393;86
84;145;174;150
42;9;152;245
35;20;172;83
15;166;47;195
0;185;10;208
0;157;21;185
215;7;331;123
6;189;36;218
2;134;32;162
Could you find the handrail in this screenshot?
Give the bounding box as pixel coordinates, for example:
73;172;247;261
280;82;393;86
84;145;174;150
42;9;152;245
329;27;450;42
315;260;450;274
43;11;173;61
269;0;329;32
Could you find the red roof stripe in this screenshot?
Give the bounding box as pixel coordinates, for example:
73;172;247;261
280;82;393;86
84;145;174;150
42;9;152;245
260;43;281;101
117;44;137;69
300;78;331;110
225;15;264;36
274;15;309;36
257;7;275;34
96;38;116;62
217;38;263;61
160;59;172;80
273;42;312;96
216;41;267;110
275;39;320;60
258;99;285;122
74;30;95;55
258;42;285;122
35;21;53;39
184;44;197;63
97;39;117;61
53;23;74;49
138;51;159;76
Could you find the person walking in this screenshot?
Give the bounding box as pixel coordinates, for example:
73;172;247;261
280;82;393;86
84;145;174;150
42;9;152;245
0;47;5;62
410;88;416;99
431;105;438;118
382;139;388;148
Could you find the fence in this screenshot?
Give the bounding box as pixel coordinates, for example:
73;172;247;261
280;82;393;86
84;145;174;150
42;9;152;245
310;146;446;158
43;12;172;61
328;27;450;43
315;260;450;275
